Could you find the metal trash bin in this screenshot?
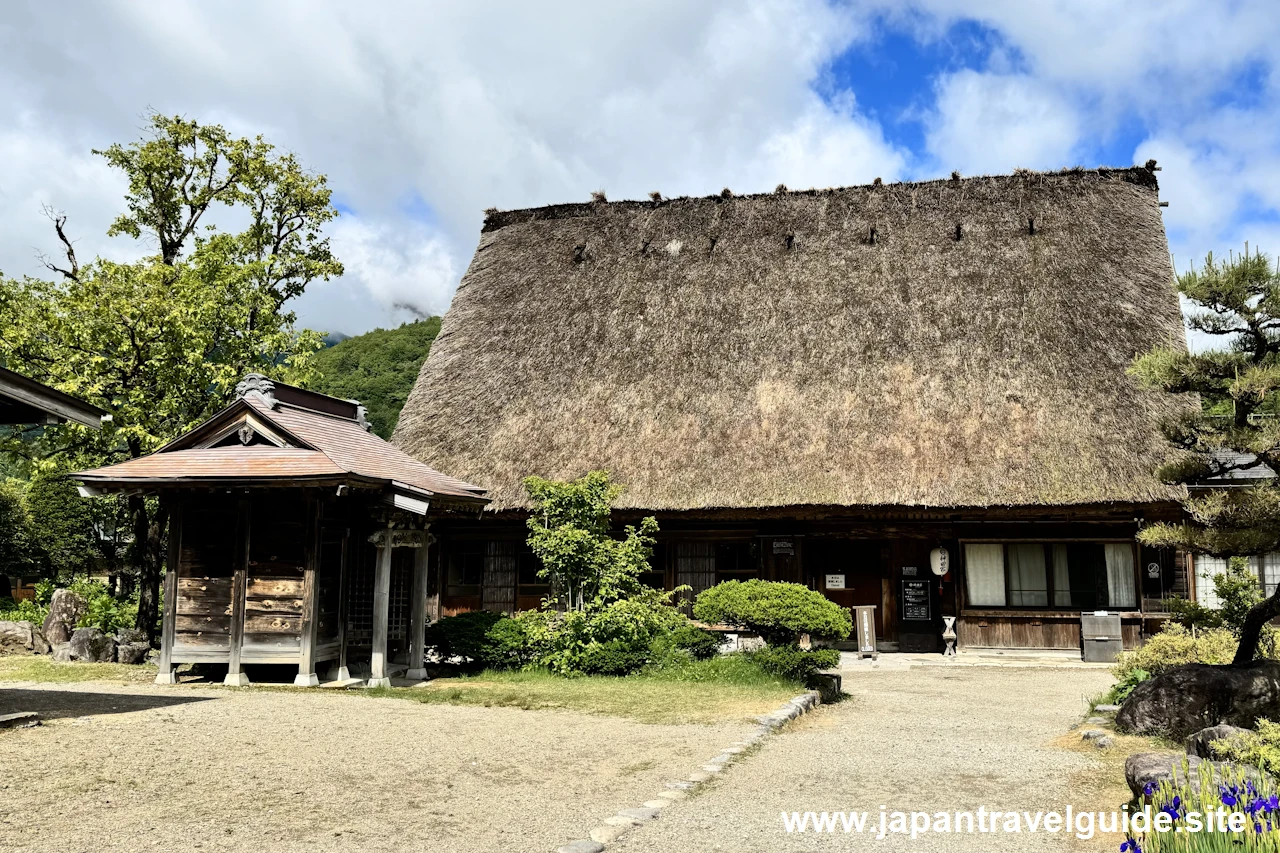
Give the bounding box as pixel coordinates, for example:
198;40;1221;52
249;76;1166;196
1081;612;1123;662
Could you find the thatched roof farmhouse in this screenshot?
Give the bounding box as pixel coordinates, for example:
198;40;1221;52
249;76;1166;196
396;165;1191;653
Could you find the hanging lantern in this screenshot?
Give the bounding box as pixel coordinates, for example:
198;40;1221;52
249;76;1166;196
930;547;950;577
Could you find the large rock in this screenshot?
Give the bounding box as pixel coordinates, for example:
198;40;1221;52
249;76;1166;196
1125;752;1265;799
115;627;147;646
51;642;72;663
68;627;117;663
0;620;45;654
1186;724;1252;759
1117;660;1280;739
41;589;86;646
116;641;151;665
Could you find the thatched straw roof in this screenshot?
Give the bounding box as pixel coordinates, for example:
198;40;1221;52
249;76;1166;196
395;167;1188;512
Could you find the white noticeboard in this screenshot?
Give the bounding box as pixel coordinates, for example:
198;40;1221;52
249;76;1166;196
825;574;846;590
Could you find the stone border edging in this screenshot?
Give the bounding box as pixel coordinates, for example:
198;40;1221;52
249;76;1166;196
555;690;823;853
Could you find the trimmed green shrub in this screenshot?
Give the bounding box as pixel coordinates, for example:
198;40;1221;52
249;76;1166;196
748;646;841;682
1111;623;1237;681
669;624;722;660
693;580;852;645
575;639;652;676
423;611;509;670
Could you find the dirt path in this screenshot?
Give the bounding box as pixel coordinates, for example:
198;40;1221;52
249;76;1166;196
613;666;1116;853
0;682;751;853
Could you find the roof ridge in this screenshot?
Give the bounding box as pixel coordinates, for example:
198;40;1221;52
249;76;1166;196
481;164;1161;233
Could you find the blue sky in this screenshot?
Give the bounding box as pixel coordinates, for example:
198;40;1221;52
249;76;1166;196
1;1;1278;337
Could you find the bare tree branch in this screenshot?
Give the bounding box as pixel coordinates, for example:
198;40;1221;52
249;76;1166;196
39;204;81;281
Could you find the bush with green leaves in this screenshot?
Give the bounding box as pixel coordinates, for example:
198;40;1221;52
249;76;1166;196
422;611;532;671
1214;717;1280;773
693;580;852;646
668;624;723;660
747;646;841;682
1104;667;1151;705
1165;596;1224;631
1112;623;1238;681
0;577;138;636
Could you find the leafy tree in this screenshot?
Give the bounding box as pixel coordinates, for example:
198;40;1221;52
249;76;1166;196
524;471;659;611
310;318;441;438
0;480;33;584
1131;247;1280;665
23;473;98;582
0;113;342;641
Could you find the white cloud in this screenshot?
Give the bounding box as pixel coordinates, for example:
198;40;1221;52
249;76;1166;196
2;0;1280;341
0;0;909;335
923;70;1079;174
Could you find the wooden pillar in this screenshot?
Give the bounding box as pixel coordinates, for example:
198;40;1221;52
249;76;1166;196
406;528;433;681
329;529;351;682
295;499;322;687
156;500;182;685
225;498;251;687
425;534;441;625
369;523;393;688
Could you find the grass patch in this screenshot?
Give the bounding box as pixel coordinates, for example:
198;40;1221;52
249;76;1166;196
0;656;157;684
368;659;802;725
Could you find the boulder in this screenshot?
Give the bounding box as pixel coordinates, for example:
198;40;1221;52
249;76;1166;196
68;627;117;663
41;589;86;646
116;641;151;665
0;620;44;655
1117;660;1280;739
115;627;147;646
1186;724;1252;759
1125;752;1266;799
51;642;72;662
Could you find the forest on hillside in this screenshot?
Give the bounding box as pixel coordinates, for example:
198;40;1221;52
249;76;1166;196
310;318;441;439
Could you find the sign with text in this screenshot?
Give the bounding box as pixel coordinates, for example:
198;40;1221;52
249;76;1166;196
901;579;933;622
825;574;846;590
772;539;794;555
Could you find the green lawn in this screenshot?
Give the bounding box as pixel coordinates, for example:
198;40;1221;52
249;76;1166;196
372;659;804;725
0;654;807;725
0;656;158;684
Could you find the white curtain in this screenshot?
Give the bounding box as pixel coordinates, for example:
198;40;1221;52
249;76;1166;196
1195;556;1227;608
1104;544;1137;609
1052;545;1072;606
1251;553;1280;596
1007;544;1048;606
965;543;1006;606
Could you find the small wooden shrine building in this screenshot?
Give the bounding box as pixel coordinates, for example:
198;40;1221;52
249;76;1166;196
74;375;488;686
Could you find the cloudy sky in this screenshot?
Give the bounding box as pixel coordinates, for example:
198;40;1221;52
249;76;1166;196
1;1;1278;338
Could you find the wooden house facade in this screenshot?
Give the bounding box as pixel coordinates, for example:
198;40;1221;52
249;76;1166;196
393;166;1191;653
74;375;488;685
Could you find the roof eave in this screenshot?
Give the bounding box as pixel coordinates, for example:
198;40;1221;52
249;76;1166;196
0;367;108;429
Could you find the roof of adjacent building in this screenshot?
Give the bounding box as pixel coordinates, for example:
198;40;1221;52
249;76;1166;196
75;375;488;509
394;166;1190;512
0;366;108;429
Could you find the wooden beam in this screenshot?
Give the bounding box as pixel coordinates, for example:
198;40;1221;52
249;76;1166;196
295;499;321;687
156;500;182;685
406;527;432;680
225;498;251;687
369;523;393;688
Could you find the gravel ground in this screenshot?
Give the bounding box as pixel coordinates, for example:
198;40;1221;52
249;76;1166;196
613;666;1115;853
0;682;752;853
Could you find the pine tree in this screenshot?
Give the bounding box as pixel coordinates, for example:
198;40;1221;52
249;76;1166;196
1132;246;1280;665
